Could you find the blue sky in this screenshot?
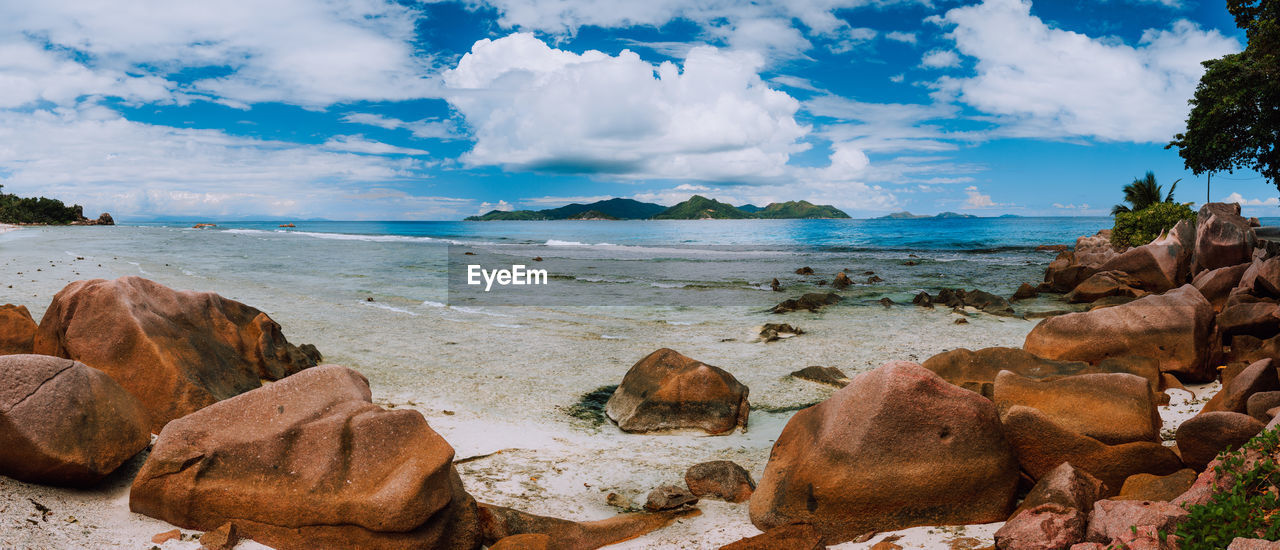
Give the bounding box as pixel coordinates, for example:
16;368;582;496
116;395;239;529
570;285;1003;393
0;0;1272;220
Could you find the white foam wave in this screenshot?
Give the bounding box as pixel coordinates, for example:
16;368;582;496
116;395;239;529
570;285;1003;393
422;300;447;308
451;306;514;318
362;301;419;316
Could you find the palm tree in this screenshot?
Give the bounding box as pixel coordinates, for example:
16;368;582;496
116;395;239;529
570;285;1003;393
1112;171;1180;215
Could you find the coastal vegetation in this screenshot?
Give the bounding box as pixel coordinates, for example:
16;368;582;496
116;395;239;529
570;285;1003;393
467;195;851;220
878;211;978;219
1109;172;1194;248
1168;0;1279;192
1176;427;1280;547
0;185;91;225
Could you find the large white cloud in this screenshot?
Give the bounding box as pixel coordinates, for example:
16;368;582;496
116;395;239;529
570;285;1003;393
442;33;809;182
0;106;468;219
1;0;435;108
934;0;1239;142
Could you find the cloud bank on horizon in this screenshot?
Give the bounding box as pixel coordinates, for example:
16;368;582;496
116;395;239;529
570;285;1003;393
0;0;1271;220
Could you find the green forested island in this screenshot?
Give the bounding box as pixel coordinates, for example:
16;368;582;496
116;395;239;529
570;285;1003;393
466;196;850;220
877;211;979;220
0;185;114;225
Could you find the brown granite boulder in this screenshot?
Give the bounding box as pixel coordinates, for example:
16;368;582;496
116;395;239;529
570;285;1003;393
999;406;1183;495
477;503;690;550
1201;358;1280;415
922;347;1161;399
1229;333;1280;366
1195;202;1257;273
1084;500;1187;544
1229;539;1280;550
993;371;1161;445
129;365;481;550
1096;219;1194;293
1247;391;1280;422
686;460;755;503
1217;303;1280;340
1065;271;1145;303
0;354;149;486
1192;263;1251;311
750;361;1019;543
643;484;698;511
1045;232;1119;293
0;304;36;355
995;506;1087;550
1174;411;1265;470
832;271;852;289
1012;283;1039;301
33;276;321;432
720;524;825;550
1014;462;1107;515
605;349;749;435
1023;285;1215;382
1115;469;1197;502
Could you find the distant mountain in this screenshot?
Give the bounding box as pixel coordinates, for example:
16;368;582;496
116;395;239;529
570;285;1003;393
566;210;619;220
466;209;550;221
877;211;978;220
540;198;667;220
753;200;850;219
466;196;849;220
652;195;753;220
878;211;930;219
465;198;665;221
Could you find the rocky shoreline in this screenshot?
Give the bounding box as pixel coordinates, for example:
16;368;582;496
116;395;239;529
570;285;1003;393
2;203;1280;549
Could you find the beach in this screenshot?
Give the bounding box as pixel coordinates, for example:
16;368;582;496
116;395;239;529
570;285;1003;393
0;222;1223;548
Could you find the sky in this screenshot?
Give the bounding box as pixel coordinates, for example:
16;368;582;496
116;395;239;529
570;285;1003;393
0;0;1274;220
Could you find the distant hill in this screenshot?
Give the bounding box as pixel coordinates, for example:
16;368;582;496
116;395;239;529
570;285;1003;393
0;184;112;225
652;195;752;220
465;198;666;221
566;210;619;220
877;211;978;220
466;195;850;220
753;200;851;219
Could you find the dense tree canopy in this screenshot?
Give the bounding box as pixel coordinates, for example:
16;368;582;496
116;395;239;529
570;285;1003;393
1112;171;1179;215
1168;0;1280;192
0;185;86;224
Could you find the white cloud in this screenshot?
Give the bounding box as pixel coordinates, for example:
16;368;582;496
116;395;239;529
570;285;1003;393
321;136;431;156
2;1;437;108
467;0;920;37
920;49;961;69
0;41;175;108
719;18;813;59
0;106;458;219
963;185;1002;209
442;33;808;183
889;73;906;83
934;0;1239;142
886;31;918;44
478;200;515;213
1223;192;1280;207
340;113;462;140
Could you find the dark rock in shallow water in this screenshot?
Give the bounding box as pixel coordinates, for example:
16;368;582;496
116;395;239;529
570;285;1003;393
912;291;934;309
832;271;852;289
759;323;803;342
1011;283;1038;301
770;293;841;314
789;366;849;387
604;348;749;435
770;278;782;292
878;297;893;308
865;275;883;284
795;266;814;275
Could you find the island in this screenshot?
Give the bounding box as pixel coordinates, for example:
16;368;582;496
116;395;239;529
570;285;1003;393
466;196;850;221
0;185;113;225
877;211;978;220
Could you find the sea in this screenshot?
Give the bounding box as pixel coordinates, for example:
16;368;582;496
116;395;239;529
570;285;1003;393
51;217;1131;313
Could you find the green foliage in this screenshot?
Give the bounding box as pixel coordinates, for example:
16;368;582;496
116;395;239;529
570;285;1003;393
0;185;85;224
753;200;851;219
1176;427;1280;549
464;209;550;221
651;195;752;219
1167;0;1280;193
1112;171;1179;215
1110;201;1196;248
